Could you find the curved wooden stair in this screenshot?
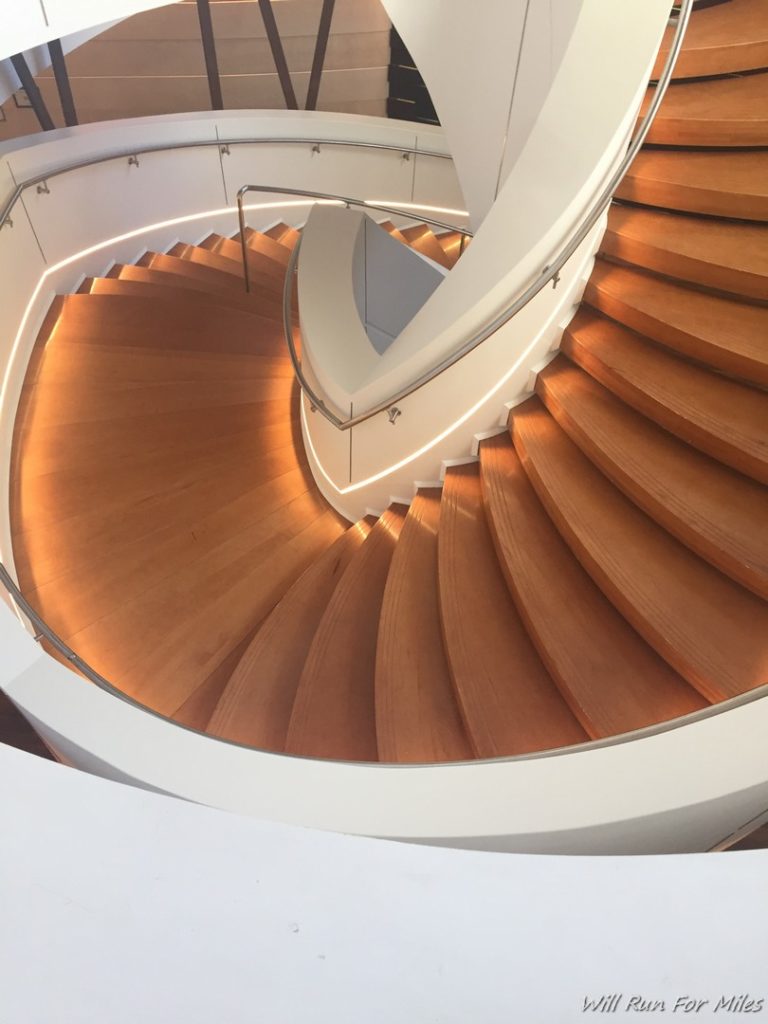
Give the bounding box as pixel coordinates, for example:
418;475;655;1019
9;2;768;764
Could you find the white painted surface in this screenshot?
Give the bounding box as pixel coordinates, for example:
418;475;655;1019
3;740;768;1024
4;602;768;855
1;0;175;62
382;0;587;227
299;205;444;411
301;0;670;518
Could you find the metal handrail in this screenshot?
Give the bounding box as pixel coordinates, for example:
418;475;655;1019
256;0;694;432
0;136;451;231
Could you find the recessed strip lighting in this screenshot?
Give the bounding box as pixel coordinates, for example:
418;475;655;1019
302;319;550;495
365;201;468;218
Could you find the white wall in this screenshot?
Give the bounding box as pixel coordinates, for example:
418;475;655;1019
382;0;587;228
3;740;768;1024
1;0;175;62
301;0;671;520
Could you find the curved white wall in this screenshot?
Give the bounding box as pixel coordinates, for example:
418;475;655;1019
4;740;768;1024
300;0;671;521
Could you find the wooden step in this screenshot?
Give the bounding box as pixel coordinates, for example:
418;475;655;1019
241;225;294;265
511;399;768;703
616;150;768;221
654;0;768;79
561;309;768;485
400;224;452;269
438;463;587;757
375;489;474;763
585;259;768;386
434;230;466;268
198;233;287;282
642;72;768;147
84;276;284;323
479;434;707;737
167;241;284;293
285;506;408;761
139;251;250;293
112;262;280;313
262;222;300;250
602;205;768;301
377;219;407;243
46;293;286;357
536;356;768;598
207;520;372;750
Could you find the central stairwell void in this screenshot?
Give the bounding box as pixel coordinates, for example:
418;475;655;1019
1;0;767;852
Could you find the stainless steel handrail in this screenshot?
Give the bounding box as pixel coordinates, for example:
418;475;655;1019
258;0;694;432
0;136;451;231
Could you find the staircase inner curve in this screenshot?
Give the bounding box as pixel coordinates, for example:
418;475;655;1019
10;0;768;764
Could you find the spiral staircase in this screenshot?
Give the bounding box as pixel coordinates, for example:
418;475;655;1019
6;0;766;776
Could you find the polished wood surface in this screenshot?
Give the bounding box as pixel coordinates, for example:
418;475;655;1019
511;401;768;703
536;357;768;599
643;71;768;147
585;259;768;386
616;150;768;221
285;506;407;761
480;433;706;738
602;206;768;301
207;519;372;749
562;309;768;485
438;464;587;757
654;0;768;79
375;489;474;763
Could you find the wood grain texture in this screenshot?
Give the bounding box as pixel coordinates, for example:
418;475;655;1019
585;259;768;386
375;490;474;763
654;0;768;79
480;434;706;738
643;71;768;147
536;357;768;599
616;150;768;221
511;400;768;703
263;222;300;250
285;506;408;762
208;520;372;750
602;205;768;301
10;235;347;722
562;309;768;485
438;464;587;758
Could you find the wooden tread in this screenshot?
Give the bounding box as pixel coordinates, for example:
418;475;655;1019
207;520;372;749
654;0;768;79
585;259;768;386
511;400;768;703
561;308;768;485
285;506;408;762
643;72;768;147
262;222;300;250
438;464;587;757
602;206;768;301
399;224;452;269
536;356;768;598
480;434;707;737
375;489;474;763
616;150;768;221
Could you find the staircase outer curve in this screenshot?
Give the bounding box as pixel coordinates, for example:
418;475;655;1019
2;0;768;855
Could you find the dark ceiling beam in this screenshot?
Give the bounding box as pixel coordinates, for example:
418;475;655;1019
47;39;78;127
257;0;298;110
9;52;55;131
305;0;336;111
196;0;224;110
